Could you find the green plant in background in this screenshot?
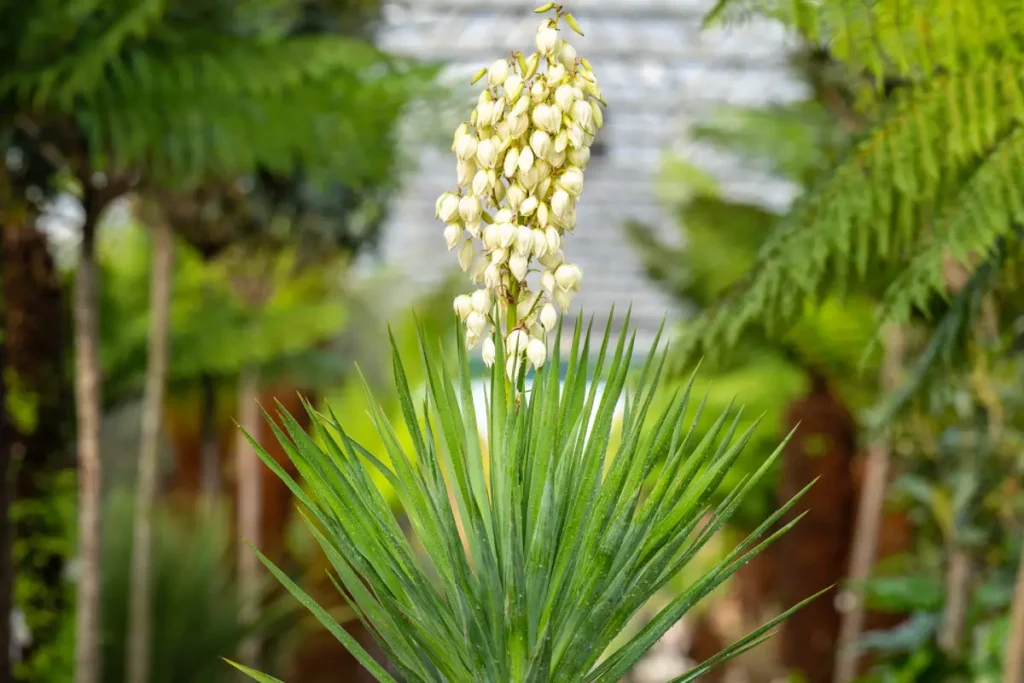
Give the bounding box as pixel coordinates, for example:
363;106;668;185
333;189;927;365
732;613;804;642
235;5;816;681
99;490;295;683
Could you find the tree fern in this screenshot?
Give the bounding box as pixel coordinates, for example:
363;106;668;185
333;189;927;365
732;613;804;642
677;0;1024;363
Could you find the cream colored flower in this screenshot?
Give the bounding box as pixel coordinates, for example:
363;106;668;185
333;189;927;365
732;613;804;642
526;338;547;368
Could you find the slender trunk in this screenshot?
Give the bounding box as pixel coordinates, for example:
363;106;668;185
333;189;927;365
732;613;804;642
126;215;174;683
833;326;903;683
236;366;262;666
73;217;103;683
937;548;971;655
199;374;220;504
1004;545;1024;683
0;221;13;683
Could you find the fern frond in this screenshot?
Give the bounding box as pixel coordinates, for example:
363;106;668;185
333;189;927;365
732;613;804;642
706;0;1024;83
676;55;1024;361
879;126;1024;327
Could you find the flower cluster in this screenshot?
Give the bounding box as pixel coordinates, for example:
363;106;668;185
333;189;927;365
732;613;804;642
437;2;604;379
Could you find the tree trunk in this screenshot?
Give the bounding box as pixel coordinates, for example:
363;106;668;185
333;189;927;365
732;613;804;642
1004;544;1024;683
778;371;857;683
833;326;903;683
200;374;221;505
0;218;14;683
1;221;73;672
126;213;174;683
73;214;103;683
937;548;971;656
236;366;262;666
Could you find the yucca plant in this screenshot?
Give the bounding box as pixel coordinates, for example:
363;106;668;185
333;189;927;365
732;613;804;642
233;4;819;680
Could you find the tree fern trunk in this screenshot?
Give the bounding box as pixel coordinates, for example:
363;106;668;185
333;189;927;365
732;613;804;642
73;214;103;683
236;365;262;666
126;212;174;683
0;213;13;683
833;326;903;683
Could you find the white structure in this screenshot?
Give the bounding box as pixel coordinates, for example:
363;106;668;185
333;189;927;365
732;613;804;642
375;0;806;352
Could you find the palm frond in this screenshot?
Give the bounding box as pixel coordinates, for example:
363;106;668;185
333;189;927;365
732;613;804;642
238;316;816;681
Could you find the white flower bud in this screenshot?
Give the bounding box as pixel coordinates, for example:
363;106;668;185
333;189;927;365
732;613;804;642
554;84;576;113
466;311;488;334
545;226;561;252
452;123;469;148
555;263;582;291
519;166;539;190
512;94;530;117
488;59;510;87
506;183;526;212
503;147;520;178
520;195;539;216
518;145;535;172
453;294;473;320
455;134;478;161
551;189;571;219
553;287;573;312
444;224;462;250
549;147;566;168
572;100;594;132
472;169;490;197
458;240;475;271
491;247;508;265
537;176;552;198
546;63;566;87
467;329;481;348
567;124;585;148
509;253;528;280
531;229;549;258
530;130;552;159
465;220;482;238
539;248;564;270
484;263;502;288
459;195;481;223
482;223;500;250
498;222;516;248
477;138;498;168
534;159;552;186
554;130;569;154
537;201;549;228
475;99;494;128
531;80;548;104
495;209;514;224
496;120;511;141
558;167;584;197
532;104;560;134
514;226;534;255
507;329;530;356
558;41;577;67
492;179;506;203
516;291;537;319
540;303;558;331
481;337;496;366
471;289;492;313
470;257;487;283
457;159;476;186
526;338;547;368
437;192;459;222
535;20;559;55
504;74;524;101
541;269;556;293
568;145;590;168
507;113;529;138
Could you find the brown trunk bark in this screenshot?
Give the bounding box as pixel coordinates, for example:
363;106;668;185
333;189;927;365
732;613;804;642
1;221;73;672
833;325;904;683
0;211;14;683
199;374;221;504
73;214;103;683
777;371;858;683
236;366;262;667
126;212;174;683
